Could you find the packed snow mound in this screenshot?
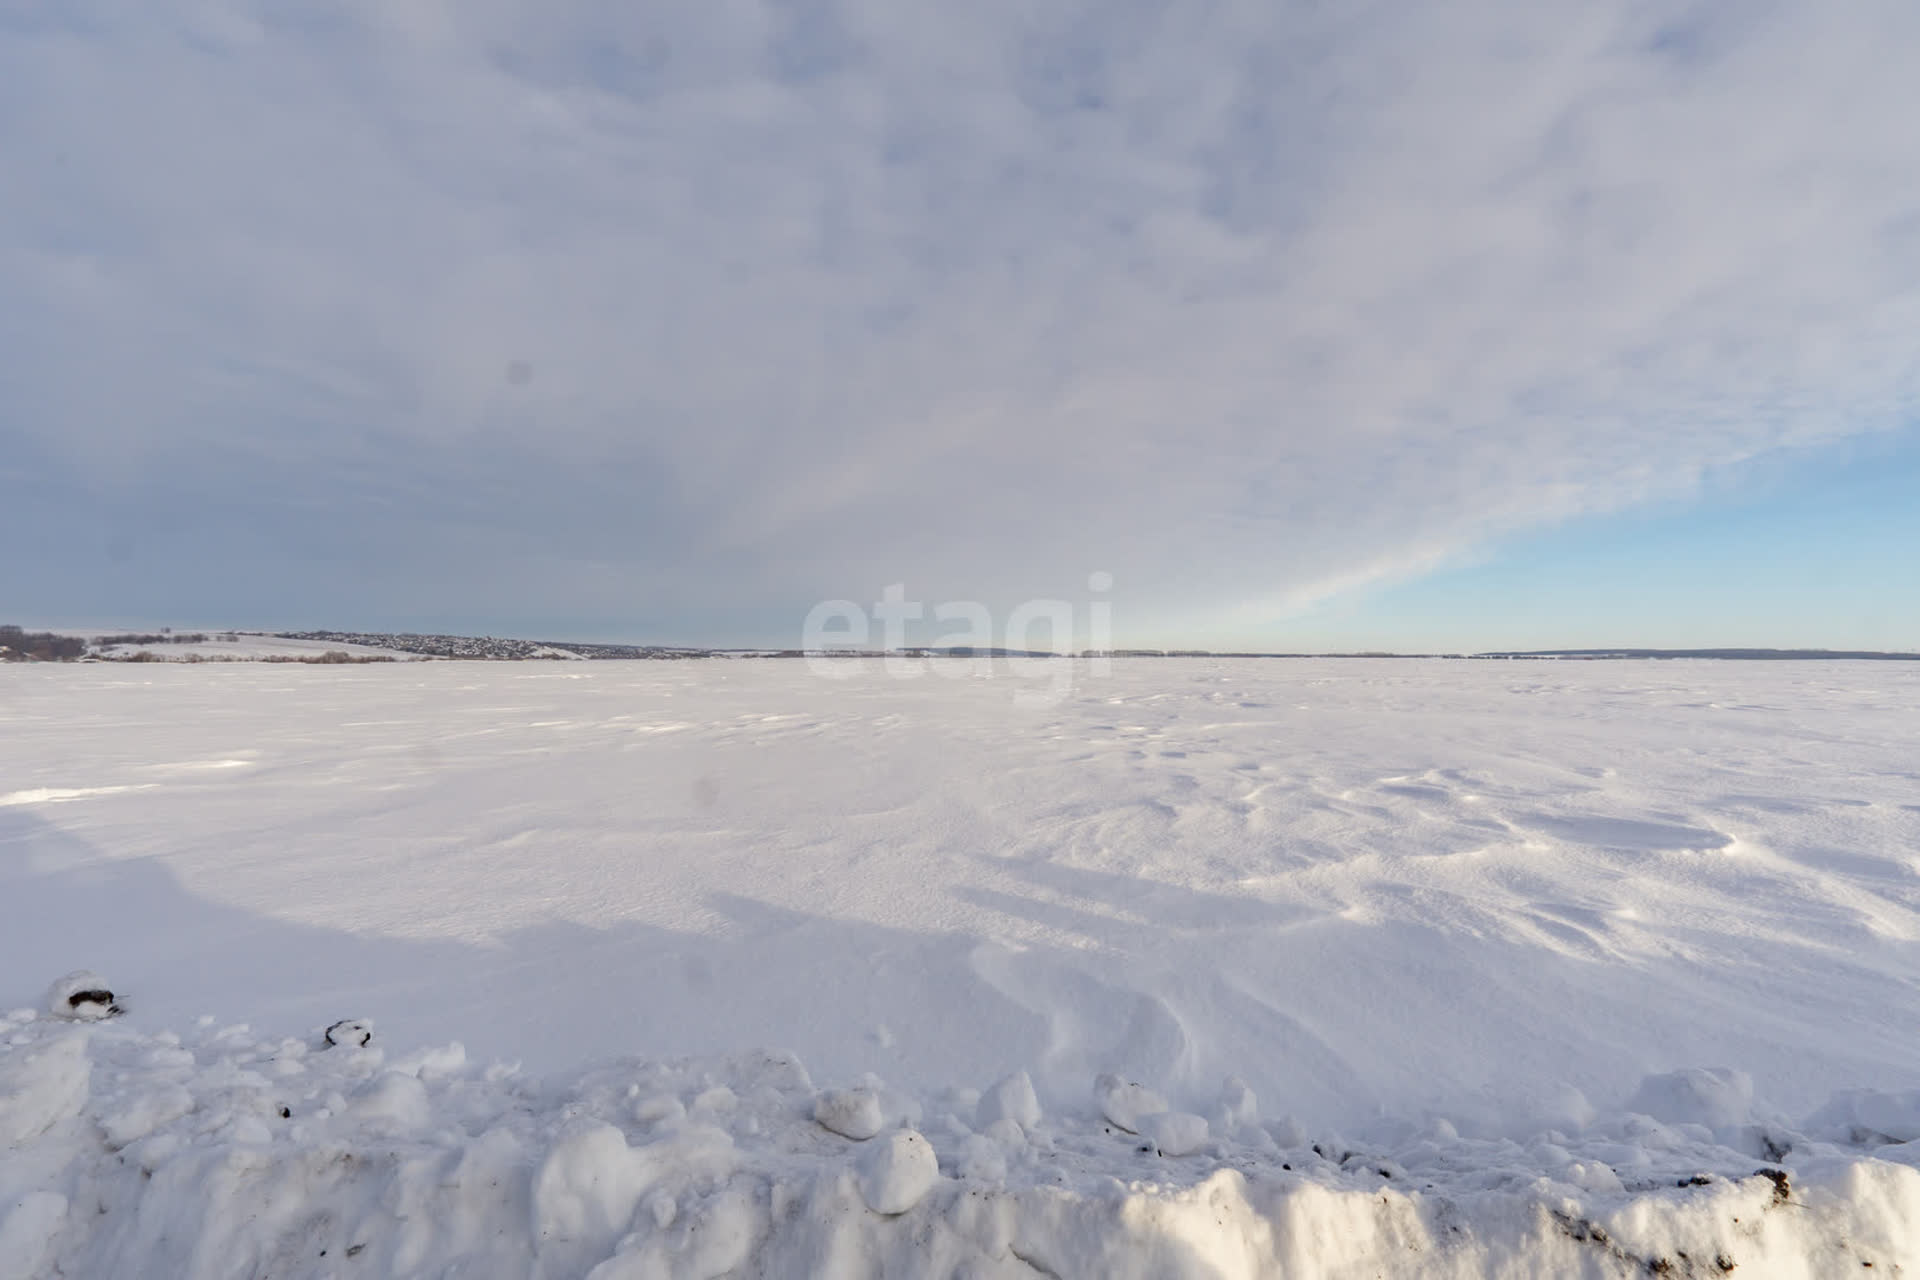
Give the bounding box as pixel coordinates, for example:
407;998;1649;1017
1628;1068;1756;1131
0;1033;89;1148
5;1009;1920;1278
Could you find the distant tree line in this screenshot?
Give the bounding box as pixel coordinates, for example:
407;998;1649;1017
94;632;211;647
264;651;395;664
115;649;394;664
0;626;85;661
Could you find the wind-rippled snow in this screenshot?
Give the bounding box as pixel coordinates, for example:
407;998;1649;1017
3;657;1919;1275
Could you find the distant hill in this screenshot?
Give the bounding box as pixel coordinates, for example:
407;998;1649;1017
275;631;711;661
6;623;1914;664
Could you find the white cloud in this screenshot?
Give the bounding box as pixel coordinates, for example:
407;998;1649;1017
3;0;1917;641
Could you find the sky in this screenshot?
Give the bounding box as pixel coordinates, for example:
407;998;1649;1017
1290;430;1920;653
3;1;1918;651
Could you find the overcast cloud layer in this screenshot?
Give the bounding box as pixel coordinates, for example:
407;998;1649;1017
4;1;1918;644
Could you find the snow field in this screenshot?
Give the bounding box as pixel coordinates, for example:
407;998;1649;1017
5;657;1920;1273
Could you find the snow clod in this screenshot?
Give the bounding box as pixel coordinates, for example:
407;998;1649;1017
348;1071;431;1134
957;1133;1008;1184
814;1087;884;1140
46;972;119;1021
982;1117;1026;1149
635;1094;687;1129
976;1070;1041;1133
325;1019;373;1049
1139;1111;1209;1157
1094;1074;1167;1134
1629;1068;1753;1131
1218;1076;1258;1131
855;1128;938;1214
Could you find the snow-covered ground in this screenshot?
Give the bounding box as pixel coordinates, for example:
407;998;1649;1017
85;633;419;662
4;658;1920;1275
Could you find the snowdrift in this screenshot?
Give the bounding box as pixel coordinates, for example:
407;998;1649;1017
6;1007;1920;1279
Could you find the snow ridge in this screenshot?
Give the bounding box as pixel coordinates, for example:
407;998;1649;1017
4;1008;1920;1279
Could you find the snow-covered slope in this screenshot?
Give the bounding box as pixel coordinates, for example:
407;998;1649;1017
3;658;1919;1273
88;633;418;662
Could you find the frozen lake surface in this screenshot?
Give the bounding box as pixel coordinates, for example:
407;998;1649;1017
5;658;1920;1275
